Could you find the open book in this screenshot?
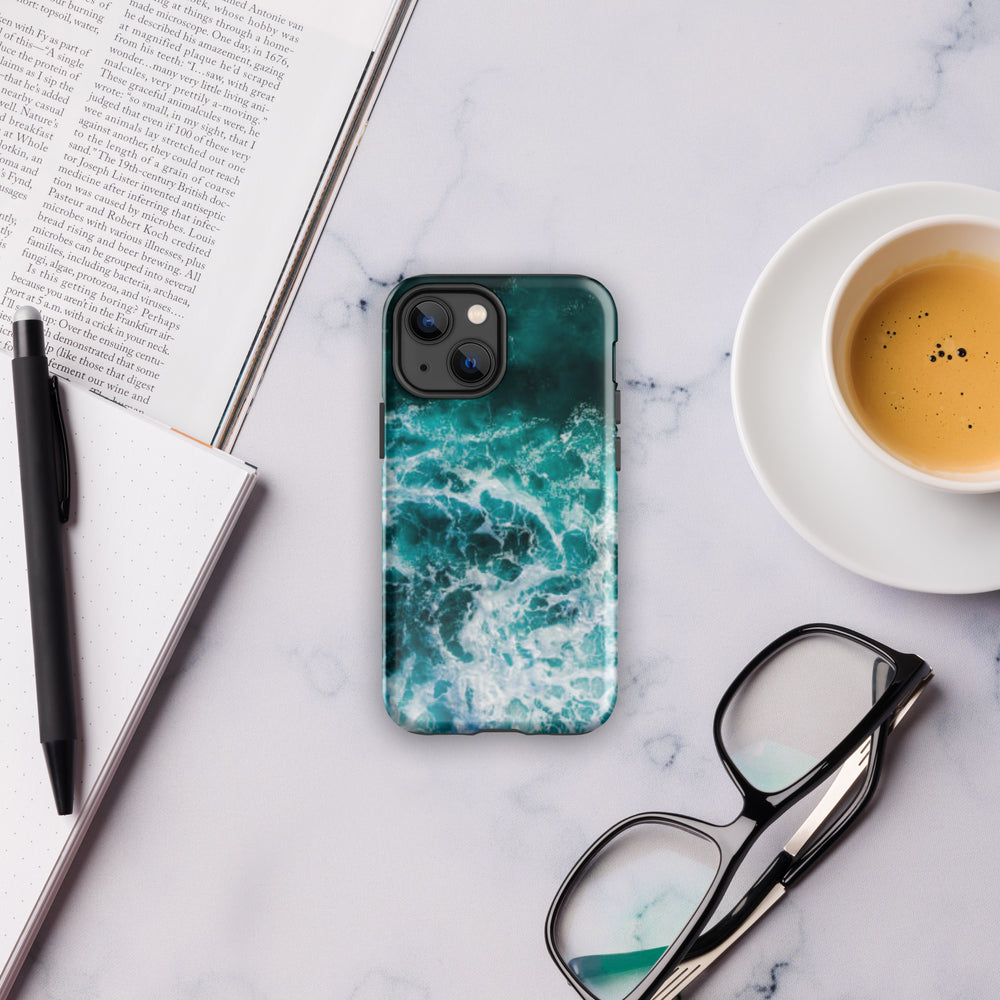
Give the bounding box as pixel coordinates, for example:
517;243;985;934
1;0;417;448
0;372;257;997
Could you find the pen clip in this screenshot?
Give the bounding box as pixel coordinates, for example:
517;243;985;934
49;376;71;523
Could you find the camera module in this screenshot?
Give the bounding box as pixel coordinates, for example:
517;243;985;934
450;341;494;384
392;283;506;397
407;299;452;341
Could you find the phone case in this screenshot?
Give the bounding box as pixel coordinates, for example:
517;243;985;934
382;275;618;734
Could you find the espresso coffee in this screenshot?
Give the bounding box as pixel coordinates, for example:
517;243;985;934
846;254;1000;475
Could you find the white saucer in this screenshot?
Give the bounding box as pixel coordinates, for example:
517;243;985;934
732;182;1000;593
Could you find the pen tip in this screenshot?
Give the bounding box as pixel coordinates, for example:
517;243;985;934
13;305;41;324
43;740;75;815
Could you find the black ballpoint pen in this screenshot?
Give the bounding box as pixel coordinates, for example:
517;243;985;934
11;306;77;815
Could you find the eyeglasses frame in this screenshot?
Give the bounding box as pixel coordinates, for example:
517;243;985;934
544;623;933;1000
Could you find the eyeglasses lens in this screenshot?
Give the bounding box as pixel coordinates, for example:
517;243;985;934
552;821;721;1000
720;633;895;793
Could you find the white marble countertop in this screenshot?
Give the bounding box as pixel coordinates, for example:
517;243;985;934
14;0;1000;997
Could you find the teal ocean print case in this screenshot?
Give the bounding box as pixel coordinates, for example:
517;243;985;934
382;275;618;734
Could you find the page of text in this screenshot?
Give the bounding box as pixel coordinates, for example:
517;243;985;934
1;0;382;441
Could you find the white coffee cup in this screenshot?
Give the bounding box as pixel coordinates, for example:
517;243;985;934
823;214;1000;493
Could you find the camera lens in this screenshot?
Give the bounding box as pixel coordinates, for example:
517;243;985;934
450;342;495;384
407;299;451;341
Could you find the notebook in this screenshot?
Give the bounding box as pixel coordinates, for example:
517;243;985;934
0;370;257;996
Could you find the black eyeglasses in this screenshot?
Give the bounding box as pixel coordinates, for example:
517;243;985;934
545;624;933;1000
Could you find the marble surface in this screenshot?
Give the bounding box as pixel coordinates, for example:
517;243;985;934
13;0;1000;997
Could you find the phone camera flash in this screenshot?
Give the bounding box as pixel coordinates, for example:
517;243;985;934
467;303;488;325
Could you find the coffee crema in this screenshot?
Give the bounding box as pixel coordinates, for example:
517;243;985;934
846;253;1000;475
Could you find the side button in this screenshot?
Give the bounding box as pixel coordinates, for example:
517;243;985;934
379;401;385;459
614;435;621;471
614;387;621;425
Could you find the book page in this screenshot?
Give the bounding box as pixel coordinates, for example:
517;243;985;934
0;0;390;442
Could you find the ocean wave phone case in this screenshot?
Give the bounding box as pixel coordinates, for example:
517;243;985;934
382;275;618;734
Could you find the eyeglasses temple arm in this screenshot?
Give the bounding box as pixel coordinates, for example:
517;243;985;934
664;743;872;999
889;672;930;730
784;671;931;882
644;732;890;1000
646;883;786;1000
682;674;930;971
782;733;878;861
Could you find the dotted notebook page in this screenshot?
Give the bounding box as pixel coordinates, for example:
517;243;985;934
0;371;255;989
